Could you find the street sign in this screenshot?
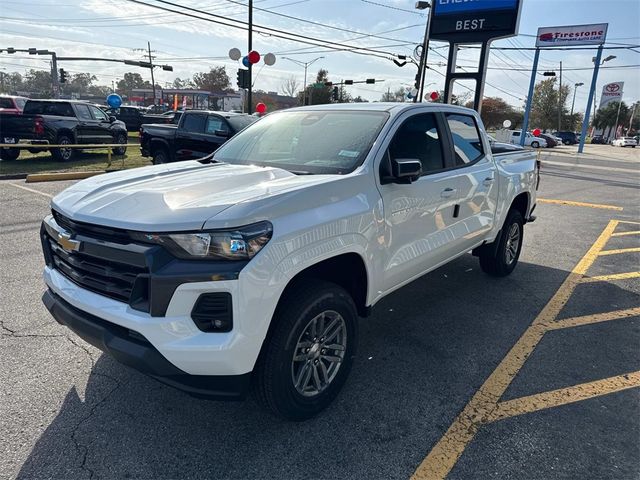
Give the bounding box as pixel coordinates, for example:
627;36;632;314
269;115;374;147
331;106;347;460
535;23;608;47
430;0;522;42
600;82;624;108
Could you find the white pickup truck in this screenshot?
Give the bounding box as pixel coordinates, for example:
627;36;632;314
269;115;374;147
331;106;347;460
41;103;539;420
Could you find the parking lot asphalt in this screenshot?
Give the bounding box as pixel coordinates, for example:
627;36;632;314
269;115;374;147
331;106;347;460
1;146;639;480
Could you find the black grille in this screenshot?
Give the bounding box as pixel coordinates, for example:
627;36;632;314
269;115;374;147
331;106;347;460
52;210;131;244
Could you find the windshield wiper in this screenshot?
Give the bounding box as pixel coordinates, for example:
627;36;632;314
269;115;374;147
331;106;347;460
198;153;221;164
288;169;314;175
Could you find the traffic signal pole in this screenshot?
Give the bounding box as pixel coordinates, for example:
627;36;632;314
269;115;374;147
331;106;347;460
247;0;253;113
520;47;540;146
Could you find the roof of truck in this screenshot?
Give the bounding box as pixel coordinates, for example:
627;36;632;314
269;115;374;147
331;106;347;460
289;102;478;116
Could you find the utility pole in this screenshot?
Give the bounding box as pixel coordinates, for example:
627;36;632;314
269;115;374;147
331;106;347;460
627;102;637;135
613;98;623;139
147;41;156;105
557;61;562;131
247;0;253;113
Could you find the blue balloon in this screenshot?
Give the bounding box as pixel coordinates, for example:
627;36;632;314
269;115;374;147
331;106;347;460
106;93;122;108
242;56;250;68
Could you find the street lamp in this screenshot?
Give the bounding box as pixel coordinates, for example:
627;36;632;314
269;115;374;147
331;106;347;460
592;55;616;65
282;56;324;106
570;82;584;118
414;1;432;103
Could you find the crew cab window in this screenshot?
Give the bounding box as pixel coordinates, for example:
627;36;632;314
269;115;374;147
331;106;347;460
182;114;206;133
205;116;228;134
446;114;484;165
76;104;93;120
23;101;74;117
0;98;13;108
89;106;108;121
388;113;444;175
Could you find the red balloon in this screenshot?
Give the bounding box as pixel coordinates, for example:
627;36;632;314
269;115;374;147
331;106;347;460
532;128;541;137
430;91;439;101
256;102;267;114
248;50;261;64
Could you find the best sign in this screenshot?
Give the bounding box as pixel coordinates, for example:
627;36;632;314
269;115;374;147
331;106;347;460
536;23;608;47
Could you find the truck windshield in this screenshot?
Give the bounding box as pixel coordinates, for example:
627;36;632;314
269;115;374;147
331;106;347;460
213;110;389;175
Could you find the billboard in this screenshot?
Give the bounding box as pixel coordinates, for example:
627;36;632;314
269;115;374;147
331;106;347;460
430;0;522;43
535;23;608;47
600;82;624;108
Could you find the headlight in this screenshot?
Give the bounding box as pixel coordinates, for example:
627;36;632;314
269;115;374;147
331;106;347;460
133;221;272;260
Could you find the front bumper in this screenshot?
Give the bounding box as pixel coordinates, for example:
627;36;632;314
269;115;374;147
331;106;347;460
43;289;251;400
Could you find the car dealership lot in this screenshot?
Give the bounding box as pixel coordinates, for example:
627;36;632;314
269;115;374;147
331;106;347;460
1;149;638;480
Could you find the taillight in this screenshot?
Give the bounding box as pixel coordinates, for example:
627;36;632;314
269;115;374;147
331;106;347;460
34;116;44;135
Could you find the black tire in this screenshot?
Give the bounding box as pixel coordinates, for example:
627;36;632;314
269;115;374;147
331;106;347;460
0;148;20;161
531;141;539;148
479;209;524;277
52;134;75;162
112;133;127;155
563;140;570;145
152;148;169;165
253;279;358;421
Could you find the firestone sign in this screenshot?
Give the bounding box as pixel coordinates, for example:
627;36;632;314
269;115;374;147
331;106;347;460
535;23;608;47
600;82;624;108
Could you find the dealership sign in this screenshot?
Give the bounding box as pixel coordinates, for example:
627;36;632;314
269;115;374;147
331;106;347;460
599;82;624;108
430;0;522;43
535;23;608;47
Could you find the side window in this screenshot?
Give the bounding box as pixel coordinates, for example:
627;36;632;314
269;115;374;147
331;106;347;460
388;113;444;175
89;106;108;121
446;114;484;166
0;98;13;108
205;116;228;134
76;104;93;120
182;114;206;133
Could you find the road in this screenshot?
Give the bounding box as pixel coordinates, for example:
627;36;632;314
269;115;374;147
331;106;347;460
1;146;638;480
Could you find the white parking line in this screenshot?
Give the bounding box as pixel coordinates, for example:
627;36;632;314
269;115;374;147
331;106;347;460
8;183;53;198
542;160;640;174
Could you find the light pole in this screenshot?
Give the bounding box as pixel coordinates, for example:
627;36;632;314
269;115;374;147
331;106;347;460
282;56;324;105
570;82;584;122
414;1;433;103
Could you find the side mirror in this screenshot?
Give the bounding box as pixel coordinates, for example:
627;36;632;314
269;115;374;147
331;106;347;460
390;158;421;183
214;129;230;137
109;116;117;123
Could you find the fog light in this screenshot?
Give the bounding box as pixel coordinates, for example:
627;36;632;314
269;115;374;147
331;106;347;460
191;293;233;332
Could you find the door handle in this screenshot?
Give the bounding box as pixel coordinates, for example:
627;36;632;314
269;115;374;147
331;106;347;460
440;187;457;198
483;176;495;186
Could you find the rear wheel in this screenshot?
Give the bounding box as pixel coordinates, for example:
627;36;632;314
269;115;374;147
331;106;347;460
479;209;524;277
152;148;169;165
52;134;75;162
0;148;20;161
112;133;127;155
253;280;358;421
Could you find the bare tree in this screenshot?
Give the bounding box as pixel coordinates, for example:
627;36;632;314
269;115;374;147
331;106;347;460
281;75;300;98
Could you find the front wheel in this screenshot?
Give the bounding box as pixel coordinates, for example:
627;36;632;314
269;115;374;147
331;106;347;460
479;209;524;277
253;280;358;421
531;141;540;148
152;148;169;165
112;133;127;155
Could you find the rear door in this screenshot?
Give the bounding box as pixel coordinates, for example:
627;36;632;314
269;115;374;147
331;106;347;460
442;112;499;253
88;105;114;144
175;112;207;160
74;104;95;143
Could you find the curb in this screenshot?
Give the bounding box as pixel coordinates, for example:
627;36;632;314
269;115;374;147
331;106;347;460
26;171;106;183
0;173;28;181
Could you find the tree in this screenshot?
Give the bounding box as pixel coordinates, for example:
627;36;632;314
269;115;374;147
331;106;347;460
465;96;523;129
281;75;300;98
298;69;332;105
192;66;230;92
0;72;24;94
352;95;368;103
380;87;407;102
23;69;53;97
117;72;148;95
172;77;194;89
593;101;630;135
528;78;570;131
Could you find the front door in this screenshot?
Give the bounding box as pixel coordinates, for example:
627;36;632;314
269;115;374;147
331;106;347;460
73;104;95;143
88;106;114;144
378;111;460;292
175;113;207;160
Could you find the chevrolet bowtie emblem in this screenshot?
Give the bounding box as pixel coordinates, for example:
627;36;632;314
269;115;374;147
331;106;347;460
57;232;81;252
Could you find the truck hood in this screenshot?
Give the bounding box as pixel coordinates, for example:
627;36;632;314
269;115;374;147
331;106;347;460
51;161;336;231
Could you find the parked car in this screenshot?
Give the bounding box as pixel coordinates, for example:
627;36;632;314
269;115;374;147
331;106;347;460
591;135;606;144
0;95;28;114
554;131;578;145
140;110;257;164
0;99;128;161
538;133;558;148
40;103;539;420
105;106;172;131
495;129;547;148
612;137;637;148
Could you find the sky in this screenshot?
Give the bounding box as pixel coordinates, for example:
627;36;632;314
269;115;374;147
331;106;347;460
0;0;638;112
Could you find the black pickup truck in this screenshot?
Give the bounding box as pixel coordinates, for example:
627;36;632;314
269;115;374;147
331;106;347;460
0;99;128;161
139;110;256;164
104;106;173;131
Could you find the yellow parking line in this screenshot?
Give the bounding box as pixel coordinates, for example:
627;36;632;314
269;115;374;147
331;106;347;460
611;230;640;237
547;307;640;330
486;371;640;423
599;247;640;256
582;272;640;283
538;198;623;211
411;220;618;480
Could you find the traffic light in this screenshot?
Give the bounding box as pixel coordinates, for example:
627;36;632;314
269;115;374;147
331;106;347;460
332;86;339;101
59;68;68;83
344;80;353;85
365;78;375;84
236;69;250;89
414;71;421;90
543;71;556;77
